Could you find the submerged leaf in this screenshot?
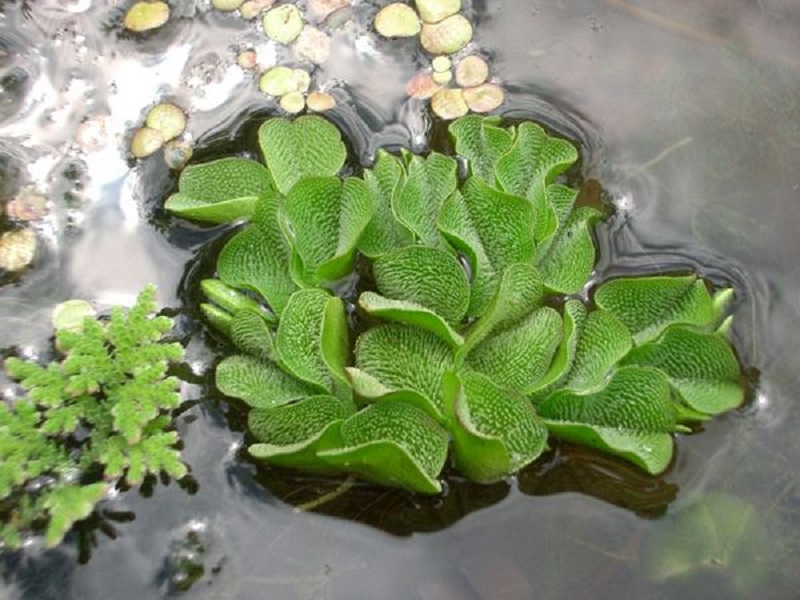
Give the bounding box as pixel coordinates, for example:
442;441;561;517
449;115;513;184
283;176;374;282
216;355;315;408
438;177;537;317
217;193;298;317
373;246;470;323
318;402;450;494
623;326;744;415
258;116;347;194
594;275;718;344
450;372;548;483
165;157;273;223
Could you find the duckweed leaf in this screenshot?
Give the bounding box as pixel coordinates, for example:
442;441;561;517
562;309;633;391
496;122;578;203
537;206;602;294
248;395;352;472
258;116;347;194
464;307;562;394
354;324;455;414
622;326;744;415
217;193;298;317
594;275;717;344
318;403;449;494
346;368;445;422
529;299;586;396
283;176;374;282
276;290;333;390
358;292;464;348
393;152;457;249
450;372;548;483
216;355;315;408
230;308;275;362
358;150;414;258
165;157;273;223
373;246;470;323
438;177;537;317
449;115;514;184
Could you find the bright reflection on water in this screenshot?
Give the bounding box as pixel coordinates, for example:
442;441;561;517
1;1;800;599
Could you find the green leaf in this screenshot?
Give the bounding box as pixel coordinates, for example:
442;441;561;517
42;483;107;547
393;152;458;249
216;355;315;408
230;308;275;362
354;324;455;415
373;246;470;323
622;326;744;415
496;121;578;206
276;290;336;390
529;299;586;396
449;115;514;184
438;177;537;317
248;395;352;473
450;372;548;483
165;157;273;223
594;275;718;344
217;193;298;317
259;116;347;194
358;292;464;349
283;176;374;282
358;150;414;258
536;206;602;294
539;366;678;474
318;403;449;494
464;307;562;393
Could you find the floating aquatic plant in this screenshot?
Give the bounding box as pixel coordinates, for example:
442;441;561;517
167;114;744;493
1;286;187;548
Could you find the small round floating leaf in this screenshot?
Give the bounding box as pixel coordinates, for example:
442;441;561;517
415;0;461;24
318;403;449;494
145;103;186;142
216;355;315;408
374;3;421;38
420;14;473;54
536;206;602;294
276;289;333;390
451;372;548;482
124;1;169;32
622;325;744;415
455;55;489;87
258;116;347;195
594;275;718;344
165;157;272;223
463;83;505;114
230;309;275;362
130;127;163;158
262;4;304;44
373;246;469;323
431;88;469;120
449;115;513;184
52;300;95;333
359;292;464;349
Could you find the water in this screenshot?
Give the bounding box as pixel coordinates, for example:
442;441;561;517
2;1;800;599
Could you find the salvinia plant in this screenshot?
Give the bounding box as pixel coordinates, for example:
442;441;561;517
1;286;187;547
167;115;744;494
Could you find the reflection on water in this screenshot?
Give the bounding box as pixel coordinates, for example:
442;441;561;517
2;1;800;599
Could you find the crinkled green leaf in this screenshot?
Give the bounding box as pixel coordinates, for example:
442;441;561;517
623;326;744;415
217;193;298;317
537;206;602;294
248;395;353;472
354;324;455;414
594;275;718;344
230;308;275;362
318;403;449;494
393;152;458;249
450;372;548;483
562;309;633;392
458;263;545;360
358;292;464;349
259;116;347;194
165;157;273;223
373;246;470;323
283;176;374;282
216;355;315;408
358;150;414;258
529;299;586;397
464;307;562;394
438;177;537;317
276;290;334;390
449;115;514;184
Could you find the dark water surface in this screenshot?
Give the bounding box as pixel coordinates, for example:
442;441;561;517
1;1;800;599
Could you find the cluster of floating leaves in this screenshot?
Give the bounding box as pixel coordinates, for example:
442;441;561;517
165;115;746;494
